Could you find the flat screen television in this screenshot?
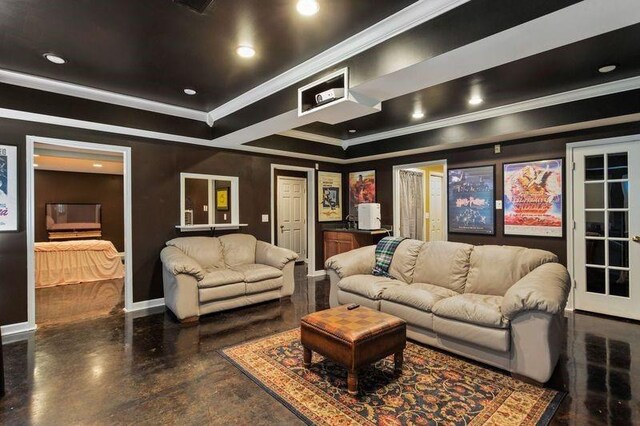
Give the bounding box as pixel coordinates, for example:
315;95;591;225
46;203;102;232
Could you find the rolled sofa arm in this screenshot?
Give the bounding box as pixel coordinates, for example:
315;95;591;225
160;246;205;281
501;262;570;320
325;245;376;279
255;240;298;270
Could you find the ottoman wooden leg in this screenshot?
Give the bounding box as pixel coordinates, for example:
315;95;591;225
303;347;312;367
347;371;358;395
394;351;404;373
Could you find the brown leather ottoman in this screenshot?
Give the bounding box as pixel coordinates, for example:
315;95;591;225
301;305;406;395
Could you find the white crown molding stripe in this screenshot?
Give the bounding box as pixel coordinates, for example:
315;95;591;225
0;69;209;123
346;76;640;147
279;129;343;147
206;0;471;123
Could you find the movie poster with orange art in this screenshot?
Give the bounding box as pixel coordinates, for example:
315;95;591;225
503;159;563;237
348;170;375;219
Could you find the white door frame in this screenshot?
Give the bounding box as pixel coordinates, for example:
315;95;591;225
392;160;448;239
276;175;308;261
566;134;640;312
24;136;134;334
270;164;318;276
428;171;445;241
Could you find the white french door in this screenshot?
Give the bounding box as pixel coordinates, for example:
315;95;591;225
277;176;307;261
429;173;444;241
573;140;640;320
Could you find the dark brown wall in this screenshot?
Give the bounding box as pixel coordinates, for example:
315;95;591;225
34;171;125;252
0;117;341;326
343;123;640;266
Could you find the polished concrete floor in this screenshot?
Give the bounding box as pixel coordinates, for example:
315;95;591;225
1;266;639;425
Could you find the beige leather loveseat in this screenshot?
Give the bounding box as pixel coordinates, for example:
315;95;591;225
325;240;570;382
161;234;298;322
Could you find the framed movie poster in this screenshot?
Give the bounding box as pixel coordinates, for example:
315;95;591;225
348;170;375;218
0;145;18;232
503;159;563;237
318;171;342;222
448;165;495;235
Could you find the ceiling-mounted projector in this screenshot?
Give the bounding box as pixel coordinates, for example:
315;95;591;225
315;88;345;106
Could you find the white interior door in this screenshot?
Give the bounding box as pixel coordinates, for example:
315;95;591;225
573;141;640;320
429;173;444;241
277;176;307;261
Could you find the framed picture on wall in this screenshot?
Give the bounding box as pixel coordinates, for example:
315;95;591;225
318;171;342;222
216;187;229;211
348;170;376;219
0;144;18;232
447;165;495;235
503;159;563;237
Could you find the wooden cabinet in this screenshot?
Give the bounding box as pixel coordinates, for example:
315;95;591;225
323;230;384;262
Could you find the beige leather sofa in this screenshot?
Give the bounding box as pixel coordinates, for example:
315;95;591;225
161;234;298;322
325;240;570;383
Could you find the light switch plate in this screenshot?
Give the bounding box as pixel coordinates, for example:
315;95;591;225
223;213;227;220
203;205;208;212
496;200;503;210
494;144;501;154
262;214;269;222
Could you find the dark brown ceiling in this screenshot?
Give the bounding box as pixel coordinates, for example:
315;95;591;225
293;23;640;140
0;0;416;110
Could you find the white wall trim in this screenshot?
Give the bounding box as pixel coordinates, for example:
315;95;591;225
309;269;327;278
1;321;36;337
23;136;136;332
0;69;208;123
279;130;343;147
207;0;470;123
124;298;166;313
270;164;316;276
345;76;640;147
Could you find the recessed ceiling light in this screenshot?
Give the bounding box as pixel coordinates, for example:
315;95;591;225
43;53;66;64
468;95;484;106
348;129;357;134
183;88;197;96
236;45;256;59
598;64;617;74
297;0;319;16
93;163;103;168
412;111;425;119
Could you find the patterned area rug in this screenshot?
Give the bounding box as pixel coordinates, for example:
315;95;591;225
220;329;565;425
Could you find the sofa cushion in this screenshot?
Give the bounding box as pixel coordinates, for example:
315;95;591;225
387;239;424;283
199;282;245;302
413;241;473;293
432;294;509;329
219;234;257;267
338;275;405;300
465;245;558;296
337;291;381;310
198;269;245;288
246;277;283;294
433;316;510;352
231;264;283;283
380;283;458;312
380;300;434;330
166;237;224;270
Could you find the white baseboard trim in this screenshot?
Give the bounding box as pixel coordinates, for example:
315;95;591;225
1;321;36;337
125;298;165;313
308;270;327;277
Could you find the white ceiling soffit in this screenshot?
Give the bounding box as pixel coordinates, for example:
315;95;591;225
209;0;640;149
0;69;209;123
278;130;343;146
206;0;471;123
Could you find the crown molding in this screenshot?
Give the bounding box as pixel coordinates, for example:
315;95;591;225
206;0;471;123
279;129;343;147
0;69;209;123
345;76;640;147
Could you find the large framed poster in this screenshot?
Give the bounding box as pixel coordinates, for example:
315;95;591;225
0;145;18;232
447;165;495;235
318;171;342;222
503;159;563;237
348;170;376;219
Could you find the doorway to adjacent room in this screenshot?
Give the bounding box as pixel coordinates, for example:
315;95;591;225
392;160;447;241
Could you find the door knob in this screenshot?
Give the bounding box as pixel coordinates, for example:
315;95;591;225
633;235;640;243
280;225;284;233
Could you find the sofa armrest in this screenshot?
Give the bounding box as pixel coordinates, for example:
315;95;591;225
502;262;570;320
255;240;298;270
324;245;376;279
160;246;205;281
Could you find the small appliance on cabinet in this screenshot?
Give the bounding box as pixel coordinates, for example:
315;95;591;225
358;203;381;230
